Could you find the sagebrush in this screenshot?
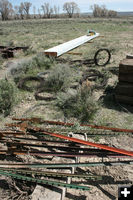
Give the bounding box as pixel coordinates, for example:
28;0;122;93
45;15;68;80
0;80;16;116
56;86;99;122
44;64;75;92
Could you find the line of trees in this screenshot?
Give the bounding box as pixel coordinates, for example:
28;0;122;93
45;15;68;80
0;0;80;20
0;0;117;21
91;4;117;18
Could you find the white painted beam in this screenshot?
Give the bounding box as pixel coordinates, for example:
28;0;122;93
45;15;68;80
44;33;100;57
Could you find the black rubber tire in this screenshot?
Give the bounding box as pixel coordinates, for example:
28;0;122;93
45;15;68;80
80;69;108;89
80;69;102;84
94;48;111;66
35;88;56;101
18;76;44;92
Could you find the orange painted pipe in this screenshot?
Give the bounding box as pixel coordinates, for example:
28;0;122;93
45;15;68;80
38;130;133;157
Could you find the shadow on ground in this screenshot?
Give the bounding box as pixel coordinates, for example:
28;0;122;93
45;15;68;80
100;85;133;113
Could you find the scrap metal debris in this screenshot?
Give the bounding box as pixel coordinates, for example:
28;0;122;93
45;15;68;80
0;45;29;58
56;48;111;66
0;117;133;193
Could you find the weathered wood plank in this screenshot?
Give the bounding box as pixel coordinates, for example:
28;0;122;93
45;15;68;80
115;83;133;97
119;59;133;74
119;73;133;83
115;94;133;105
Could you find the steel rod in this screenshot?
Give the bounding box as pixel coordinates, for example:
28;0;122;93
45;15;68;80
0;160;133;168
0;170;90;190
28;128;133;157
0;168;102;180
0;150;125;157
5;141;124;153
12;118;133;133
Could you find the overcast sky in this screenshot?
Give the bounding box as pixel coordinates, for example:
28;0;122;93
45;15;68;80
10;0;133;12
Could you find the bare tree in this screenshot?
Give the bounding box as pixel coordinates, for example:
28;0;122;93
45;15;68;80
57;6;60;16
53;5;60;17
0;0;12;20
22;2;32;19
38;8;42;18
33;6;36;18
17;1;32;19
63;2;79;18
90;4;102;17
108;10;117;17
53;5;57;17
41;3;53;18
100;5;108;17
18;3;24;19
91;4;117;18
75;7;80;17
14;5;19;19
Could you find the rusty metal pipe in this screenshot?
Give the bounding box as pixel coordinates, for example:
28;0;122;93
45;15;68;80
0;150;131;158
12;118;133;133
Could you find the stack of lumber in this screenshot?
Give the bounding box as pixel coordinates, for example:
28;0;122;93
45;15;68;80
115;55;133;105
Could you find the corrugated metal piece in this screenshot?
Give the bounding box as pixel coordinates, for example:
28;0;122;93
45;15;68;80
44;33;100;57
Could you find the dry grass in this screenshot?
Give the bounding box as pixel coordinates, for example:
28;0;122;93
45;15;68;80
0;17;133;127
